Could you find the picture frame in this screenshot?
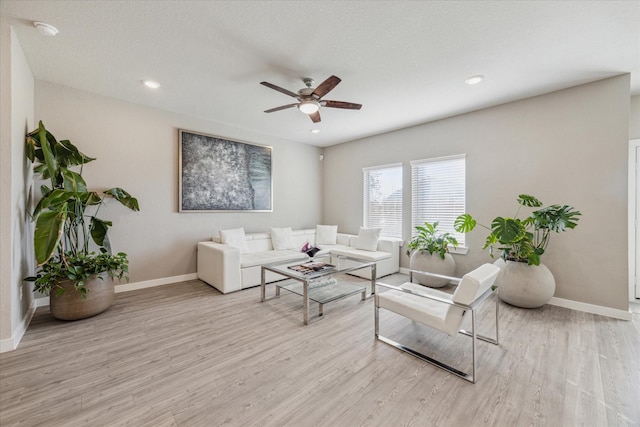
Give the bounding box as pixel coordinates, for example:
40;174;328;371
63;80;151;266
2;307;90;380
179;129;273;212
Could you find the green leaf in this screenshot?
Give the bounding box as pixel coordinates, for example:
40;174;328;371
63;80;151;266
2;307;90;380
517;194;542;207
90;217;112;253
81;191;103;206
37;121;59;188
528;252;541;266
532;205;581;232
482;232;498;250
454;214;476;233
34;207;67;265
32;189;74;217
61;169;87;193
26;134;37;163
56;139;95;167
104;187;140;211
491;217;526;244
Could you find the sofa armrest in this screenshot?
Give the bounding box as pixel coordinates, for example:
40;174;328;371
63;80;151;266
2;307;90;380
376;238;399;253
197;241;242;293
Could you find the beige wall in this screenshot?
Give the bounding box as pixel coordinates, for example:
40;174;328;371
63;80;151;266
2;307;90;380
34;81;323;284
323;75;630;311
0;24;35;346
631;95;640;139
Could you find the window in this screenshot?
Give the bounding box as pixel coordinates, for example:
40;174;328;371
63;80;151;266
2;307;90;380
363;163;403;238
411;154;466;247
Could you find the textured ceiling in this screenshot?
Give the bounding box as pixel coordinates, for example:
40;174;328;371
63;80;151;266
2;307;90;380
1;1;639;147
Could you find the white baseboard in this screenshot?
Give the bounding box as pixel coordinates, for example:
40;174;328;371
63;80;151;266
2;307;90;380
115;273;198;293
397;268;632;320
33;273;200;307
548;297;632;321
0;301;36;353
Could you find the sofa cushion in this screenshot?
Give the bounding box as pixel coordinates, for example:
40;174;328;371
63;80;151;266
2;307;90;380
316;225;338;245
220;228;249;253
270;227;295;250
355;227;381;251
240;250;307;268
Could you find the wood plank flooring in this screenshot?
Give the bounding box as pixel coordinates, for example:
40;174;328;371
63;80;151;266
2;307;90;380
1;274;639;426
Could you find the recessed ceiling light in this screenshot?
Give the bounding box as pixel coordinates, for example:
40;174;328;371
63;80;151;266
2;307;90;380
33;21;58;37
142;80;161;89
465;75;485;85
311;129;320;134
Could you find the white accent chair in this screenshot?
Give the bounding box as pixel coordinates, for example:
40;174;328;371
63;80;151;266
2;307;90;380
375;263;501;383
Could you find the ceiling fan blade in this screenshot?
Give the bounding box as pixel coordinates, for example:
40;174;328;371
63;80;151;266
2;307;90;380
309;111;321;123
260;81;299;98
312;75;341;98
323;100;362;110
264;103;298;113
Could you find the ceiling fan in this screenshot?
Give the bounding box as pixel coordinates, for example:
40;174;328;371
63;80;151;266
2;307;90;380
260;75;362;123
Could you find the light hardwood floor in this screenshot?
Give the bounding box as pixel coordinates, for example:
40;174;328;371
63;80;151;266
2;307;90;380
1;274;639;427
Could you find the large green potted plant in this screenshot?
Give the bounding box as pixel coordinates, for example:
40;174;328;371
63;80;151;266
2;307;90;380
406;221;459;287
454;194;580;307
25;121;140;320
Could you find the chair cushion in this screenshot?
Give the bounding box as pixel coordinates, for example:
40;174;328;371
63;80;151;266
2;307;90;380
380;282;469;336
378;285;455;335
452;263;501;305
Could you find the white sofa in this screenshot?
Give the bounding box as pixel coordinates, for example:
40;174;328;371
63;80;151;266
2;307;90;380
197;228;401;294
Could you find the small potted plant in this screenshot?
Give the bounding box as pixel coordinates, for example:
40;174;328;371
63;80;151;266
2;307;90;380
454;194;580;307
406;221;459;287
25;121;140;320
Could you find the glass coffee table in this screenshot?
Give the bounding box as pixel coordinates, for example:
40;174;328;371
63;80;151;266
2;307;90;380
261;254;377;325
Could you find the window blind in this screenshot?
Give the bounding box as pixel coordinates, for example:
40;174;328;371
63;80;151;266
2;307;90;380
411;154;465;246
363;163;403;238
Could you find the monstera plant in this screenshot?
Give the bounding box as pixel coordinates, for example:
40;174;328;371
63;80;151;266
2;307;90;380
453;194;581;266
453;194;581;308
25;121;139;319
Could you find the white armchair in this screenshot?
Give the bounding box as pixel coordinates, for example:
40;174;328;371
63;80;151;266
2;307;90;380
375;263;501;383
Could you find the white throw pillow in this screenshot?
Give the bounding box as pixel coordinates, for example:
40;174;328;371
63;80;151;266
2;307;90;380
316;225;338;245
270;227;295;250
355;227;381;251
219;228;249;253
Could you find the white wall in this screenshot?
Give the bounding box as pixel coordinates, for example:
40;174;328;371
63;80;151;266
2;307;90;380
34;82;323;284
0;24;35;349
324;75;630;311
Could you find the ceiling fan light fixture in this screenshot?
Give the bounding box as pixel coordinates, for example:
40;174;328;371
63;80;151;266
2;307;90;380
298;100;320;114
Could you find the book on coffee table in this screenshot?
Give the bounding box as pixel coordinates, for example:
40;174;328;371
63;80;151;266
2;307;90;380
288;261;335;275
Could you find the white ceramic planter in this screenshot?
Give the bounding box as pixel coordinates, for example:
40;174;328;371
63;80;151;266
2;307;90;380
495;261;555;308
409;251;455;288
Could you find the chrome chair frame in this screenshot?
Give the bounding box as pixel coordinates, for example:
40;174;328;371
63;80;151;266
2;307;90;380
374;269;499;383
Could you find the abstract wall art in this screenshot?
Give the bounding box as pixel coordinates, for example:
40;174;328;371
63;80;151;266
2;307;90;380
179;129;272;212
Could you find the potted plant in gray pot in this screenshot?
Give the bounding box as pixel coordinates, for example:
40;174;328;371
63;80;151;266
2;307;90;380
406;221;459;287
25;121;140;320
454;194;580;308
